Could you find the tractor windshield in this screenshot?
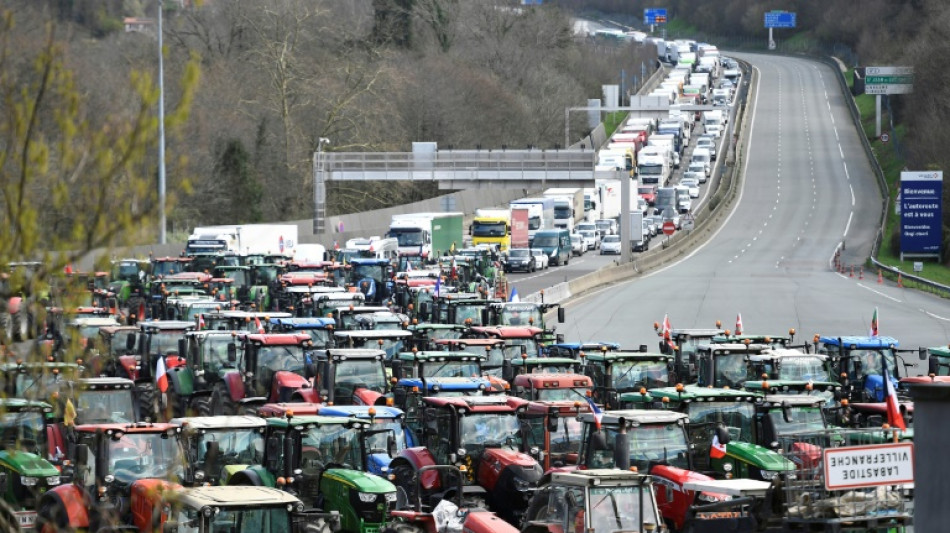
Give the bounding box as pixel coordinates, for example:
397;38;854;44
426;360;481;379
78;389;135;424
353;264;385;283
257;346;307;386
611;360;669;390
302;425;363;468
365;420;407;455
776;357;832;382
769;406;826;436
453;305;485;326
845;349;898;380
108;432;183;483
151;261;184;278
589;485;659;533
336;360;387;393
536;387;590;402
0;411;47;457
149;330;187;356
499;306;543;327
178;506;290;532
460;413;521;454
198;429;264;465
201;336;237;376
687;402;755;444
503;339;540;360
114;262;142;282
712;353;748;389
586;423;689;472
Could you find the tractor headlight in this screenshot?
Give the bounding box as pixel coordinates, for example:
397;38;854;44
696;492;728;503
512;476;533;492
194;470;206;481
384;492;397;503
20;477;37;487
358;492;378;503
760;470;779;481
46;476;61;486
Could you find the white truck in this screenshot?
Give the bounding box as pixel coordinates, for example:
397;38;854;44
638;145;672;188
387;212;464;259
630;211;648;252
509;197;556;239
543;188;585;232
185;224;298;256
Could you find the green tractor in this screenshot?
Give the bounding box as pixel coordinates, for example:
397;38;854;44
107;258;150;316
0;398;63;531
229;414;397;533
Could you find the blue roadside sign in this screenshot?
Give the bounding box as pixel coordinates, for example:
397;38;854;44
764;11;796;28
644;8;668;25
900;171;943;254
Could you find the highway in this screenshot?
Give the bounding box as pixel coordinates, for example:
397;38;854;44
550;53;950;354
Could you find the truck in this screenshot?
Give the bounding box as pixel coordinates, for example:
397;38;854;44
630;210;648;252
509;197;555;240
510;206;530;249
592;178;622;219
542;188;584;232
387;212;464;259
184;224;298;256
636;146;671;187
471;208;512;251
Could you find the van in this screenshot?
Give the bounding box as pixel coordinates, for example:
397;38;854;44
692;148;712;168
532;229;572;266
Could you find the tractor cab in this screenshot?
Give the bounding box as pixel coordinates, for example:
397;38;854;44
346;258;394;306
213;265;254;306
469;326;546;365
505;356;581;384
107;258;150;308
406;323;469;350
317;405;409;475
172;330;248;418
755;394;830;451
695;342;770;389
742;349;842;407
522;470;662;533
511;373;592;403
266;316;335;349
172;415;267;486
484;301;564;335
149;256;192;281
0;398;61;528
581;349;672;409
435;338;508;378
332;329;413;362
310;292;367;321
390;350;500;409
712;330;798;349
332;305;395;331
544;341;620;359
816;335;925;402
654;326;724;383
307;348;392;407
197;310;290;333
622;385;796;482
519;400;590;471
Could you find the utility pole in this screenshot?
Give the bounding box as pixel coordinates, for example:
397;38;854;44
157;2;167;244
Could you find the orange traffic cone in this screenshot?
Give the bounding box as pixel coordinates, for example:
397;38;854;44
859;267;864;280
897;273;903;288
878;270;883;284
849;265;854;278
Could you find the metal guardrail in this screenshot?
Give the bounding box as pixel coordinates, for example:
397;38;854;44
821;56;950;297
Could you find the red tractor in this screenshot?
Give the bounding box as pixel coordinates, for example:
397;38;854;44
383;465;518;533
518;399;591;471
390;395;541;526
36;422;183;532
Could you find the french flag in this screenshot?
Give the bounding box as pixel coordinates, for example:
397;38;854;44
711;433;727;459
585;395;603;430
156;356;169;393
509;287;520;303
882;355;906;430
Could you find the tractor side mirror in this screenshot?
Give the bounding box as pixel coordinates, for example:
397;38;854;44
928;356;939;376
265;437;280;471
387;433;397;457
920;348;928;361
283;433;295;477
227;343;237;363
659;341;670;355
547;414;559;433
557;307;565;324
613;431;630;470
76;443;89;467
126;333;136;352
781;401;793;424
481;308;491;327
178;339;187;357
419;302;431;321
393;387;407;409
205;440;220;473
391;360;404;380
591;430;608;451
714;425;731;446
502;360;513;383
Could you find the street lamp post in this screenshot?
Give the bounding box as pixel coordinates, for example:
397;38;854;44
312;138;330;235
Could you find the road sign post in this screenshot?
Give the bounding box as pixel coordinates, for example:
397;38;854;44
662;220;676;236
900;170;943;261
764;11;795;49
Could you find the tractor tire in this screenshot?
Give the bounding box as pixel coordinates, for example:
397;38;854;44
12;308;31;342
390;462;419;510
211;382;237;416
380;524;425;533
136;384;159;423
193;394;213;417
0;497;19;533
298;517;337;533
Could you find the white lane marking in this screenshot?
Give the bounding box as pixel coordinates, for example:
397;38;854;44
844;211;853;237
850;184;855;206
923;310;950;322
857;283;902;303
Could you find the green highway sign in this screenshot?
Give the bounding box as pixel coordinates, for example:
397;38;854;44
866;75;914;84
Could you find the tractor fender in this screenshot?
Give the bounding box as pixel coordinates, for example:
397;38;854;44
477;448;539;492
353;388;386;406
273;370;311;402
165;354;187;369
130;479;182;531
41;485;90;528
228;465;276;487
650;465;728;532
223;371;246;403
293;387;322;403
119;355;140;380
168;366;195;397
463;510;520;533
394;448;440;490
6;297;21;316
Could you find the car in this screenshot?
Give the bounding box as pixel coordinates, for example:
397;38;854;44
570;233;586;256
695;137;717;160
680;178;700;198
638;185;657;205
530;248;549;270
595;219;618;236
645;215;663;237
687;160;710;179
684;169;706;185
705;121;722;138
600;234;622;255
580;229;599;250
721;78;736;89
659;207;681;230
643;216;658;237
504;248;535;273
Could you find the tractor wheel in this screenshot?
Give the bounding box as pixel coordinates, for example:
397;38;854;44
36;499;73;533
379;524;425;533
193;395;213;417
136;384;159;423
211;383;237;416
162;388;186;421
390;462;419;509
13;308;31;342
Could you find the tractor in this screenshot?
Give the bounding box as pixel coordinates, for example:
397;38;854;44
581;348;673;409
693;342;771;389
269;316;336;349
229;413;398;533
390;350;501;410
0;398;63;530
332;329;414;363
518;399;590;471
653;324;724;383
306;348;393;406
543;341;620;359
107;258;151;317
36;422;184;532
814;335;925;403
741;348;843;411
522;470;663;533
171;415;267;486
382;465;518;533
504;356;583;385
510;372;592;403
133;320;195;421
346;258;395;306
390;395;542;526
310;292;367;321
434;338;508;378
161;485;340;533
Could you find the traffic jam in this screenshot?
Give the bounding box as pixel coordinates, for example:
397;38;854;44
0;44;917;533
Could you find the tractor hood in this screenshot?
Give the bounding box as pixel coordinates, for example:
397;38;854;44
724;441;796;471
322;468;396;494
0;449;60;477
